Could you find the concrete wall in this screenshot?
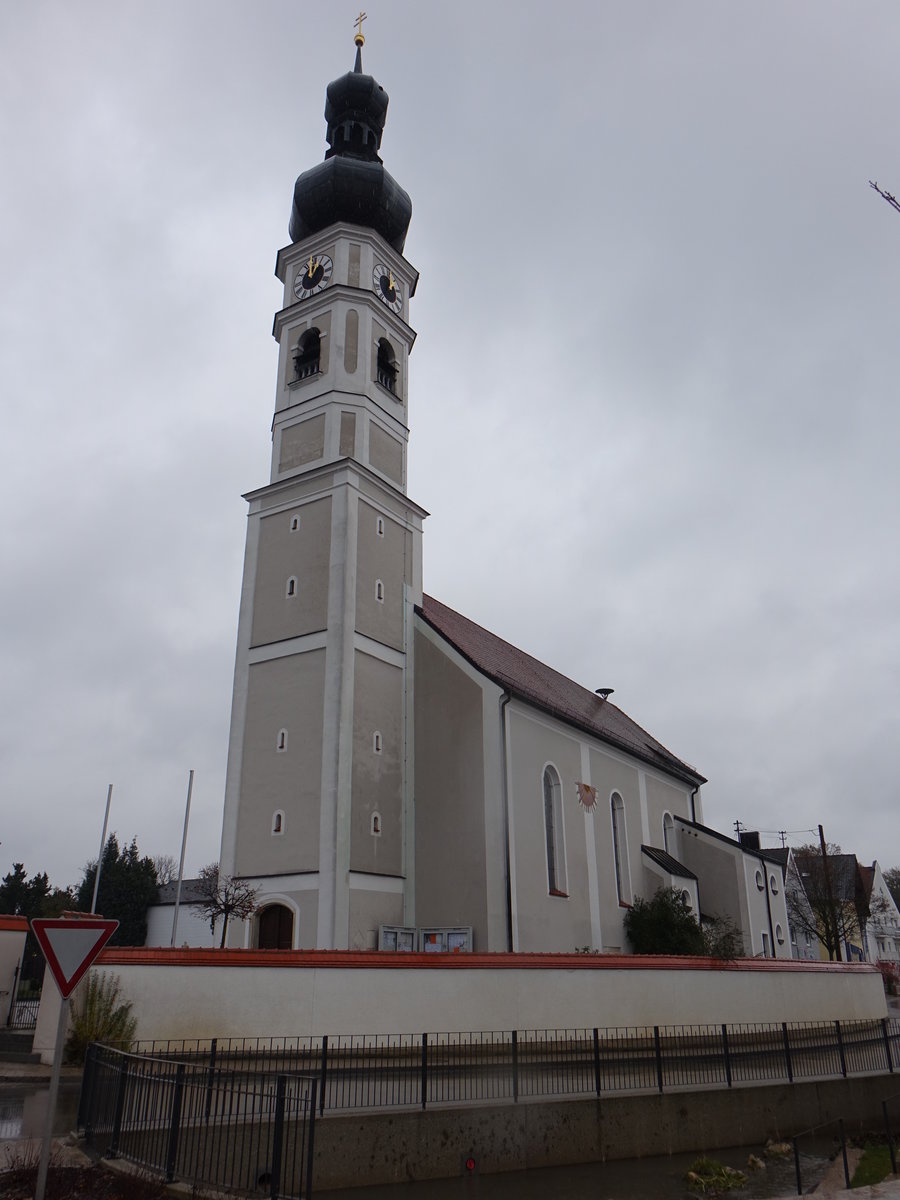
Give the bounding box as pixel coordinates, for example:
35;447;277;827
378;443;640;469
311;1074;900;1190
48;949;887;1053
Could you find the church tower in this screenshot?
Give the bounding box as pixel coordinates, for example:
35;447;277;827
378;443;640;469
219;30;424;950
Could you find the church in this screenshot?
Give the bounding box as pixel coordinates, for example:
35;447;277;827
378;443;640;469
211;32;791;959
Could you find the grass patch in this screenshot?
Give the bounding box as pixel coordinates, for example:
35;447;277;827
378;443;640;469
685;1154;749;1194
850;1142;894;1188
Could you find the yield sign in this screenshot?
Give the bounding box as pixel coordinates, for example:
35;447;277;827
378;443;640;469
31;918;118;999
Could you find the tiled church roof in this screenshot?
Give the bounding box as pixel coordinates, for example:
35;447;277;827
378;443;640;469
417;594;706;787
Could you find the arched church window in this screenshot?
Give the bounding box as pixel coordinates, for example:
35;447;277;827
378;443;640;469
376;338;397;393
662;812;674;855
611;792;631;905
543;766;567;896
286;576;297;598
293;328;320;381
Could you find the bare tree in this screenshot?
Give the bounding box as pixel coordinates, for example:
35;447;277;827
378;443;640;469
190;863;258;948
883;867;900;910
870;180;900;215
789;844;886;961
152;854;178;886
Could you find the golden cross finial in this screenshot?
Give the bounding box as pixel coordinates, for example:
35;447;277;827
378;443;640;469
354;11;367;46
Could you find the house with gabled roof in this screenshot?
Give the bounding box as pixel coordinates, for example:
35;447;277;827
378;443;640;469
860;861;900;966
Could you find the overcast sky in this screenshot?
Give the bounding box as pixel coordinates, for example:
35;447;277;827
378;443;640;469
1;2;898;893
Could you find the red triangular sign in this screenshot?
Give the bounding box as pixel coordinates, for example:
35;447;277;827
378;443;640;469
31;918;119;999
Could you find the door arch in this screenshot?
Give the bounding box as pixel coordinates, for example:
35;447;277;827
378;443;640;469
257;903;294;950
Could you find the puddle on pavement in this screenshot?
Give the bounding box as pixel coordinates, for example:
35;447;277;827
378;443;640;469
0;1084;81;1140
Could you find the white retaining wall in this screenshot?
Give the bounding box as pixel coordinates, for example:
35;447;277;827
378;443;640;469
34;950;888;1059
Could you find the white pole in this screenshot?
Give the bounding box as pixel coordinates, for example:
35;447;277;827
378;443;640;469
170;769;194;947
90;784;113;914
35;993;69;1200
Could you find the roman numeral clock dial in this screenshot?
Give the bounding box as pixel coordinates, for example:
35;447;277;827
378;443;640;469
293;253;333;299
373;263;403;313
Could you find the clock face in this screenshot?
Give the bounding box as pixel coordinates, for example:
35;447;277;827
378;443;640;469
372;263;403;313
293;253;333;300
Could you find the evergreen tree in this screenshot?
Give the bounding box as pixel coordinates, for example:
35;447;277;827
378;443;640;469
76;834;159;946
0;862;74;918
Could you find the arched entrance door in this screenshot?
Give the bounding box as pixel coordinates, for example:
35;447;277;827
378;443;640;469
258;903;294;950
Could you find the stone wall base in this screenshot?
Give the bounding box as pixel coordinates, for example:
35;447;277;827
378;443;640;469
311;1074;900;1190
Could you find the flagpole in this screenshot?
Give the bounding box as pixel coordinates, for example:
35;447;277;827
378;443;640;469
90;784;113;914
170;769;194;947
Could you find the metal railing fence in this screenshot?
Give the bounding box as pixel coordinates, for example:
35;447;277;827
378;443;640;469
79;1044;317;1200
790;1089;900;1194
108;1017;900;1117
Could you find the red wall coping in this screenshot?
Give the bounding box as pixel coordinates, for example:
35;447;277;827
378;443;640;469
97;947;877;974
0;915;29;933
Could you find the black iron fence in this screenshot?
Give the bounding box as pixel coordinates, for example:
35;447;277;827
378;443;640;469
5;941;44;1030
790;1089;900;1194
79;1044;317;1200
109;1017;899;1117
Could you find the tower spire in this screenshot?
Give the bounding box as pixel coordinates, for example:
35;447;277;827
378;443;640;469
353;11;366;71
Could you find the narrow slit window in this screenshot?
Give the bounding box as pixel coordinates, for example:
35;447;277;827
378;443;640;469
276;729;288;753
272;811;284;835
290;514;300;532
376;517;385;537
375;579;384;603
286;576;297;598
611;792;631;905
371;812;382;836
373;731;383;754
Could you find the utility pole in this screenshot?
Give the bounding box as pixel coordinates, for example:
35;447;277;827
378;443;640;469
819;823;843;962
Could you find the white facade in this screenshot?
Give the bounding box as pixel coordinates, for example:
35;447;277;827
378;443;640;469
214;43;788;963
0;915;28;1015
865;861;900;964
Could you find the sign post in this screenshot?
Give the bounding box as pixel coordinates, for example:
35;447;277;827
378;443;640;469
30;916;118;1200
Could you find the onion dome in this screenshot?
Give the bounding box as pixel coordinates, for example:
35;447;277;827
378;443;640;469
289;40;412;252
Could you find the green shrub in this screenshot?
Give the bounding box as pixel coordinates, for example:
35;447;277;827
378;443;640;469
64;971;137;1064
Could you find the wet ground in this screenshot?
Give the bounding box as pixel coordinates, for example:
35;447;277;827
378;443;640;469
0;1082;81;1140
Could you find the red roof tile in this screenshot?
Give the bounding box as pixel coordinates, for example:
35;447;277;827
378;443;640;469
417;594;705;786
